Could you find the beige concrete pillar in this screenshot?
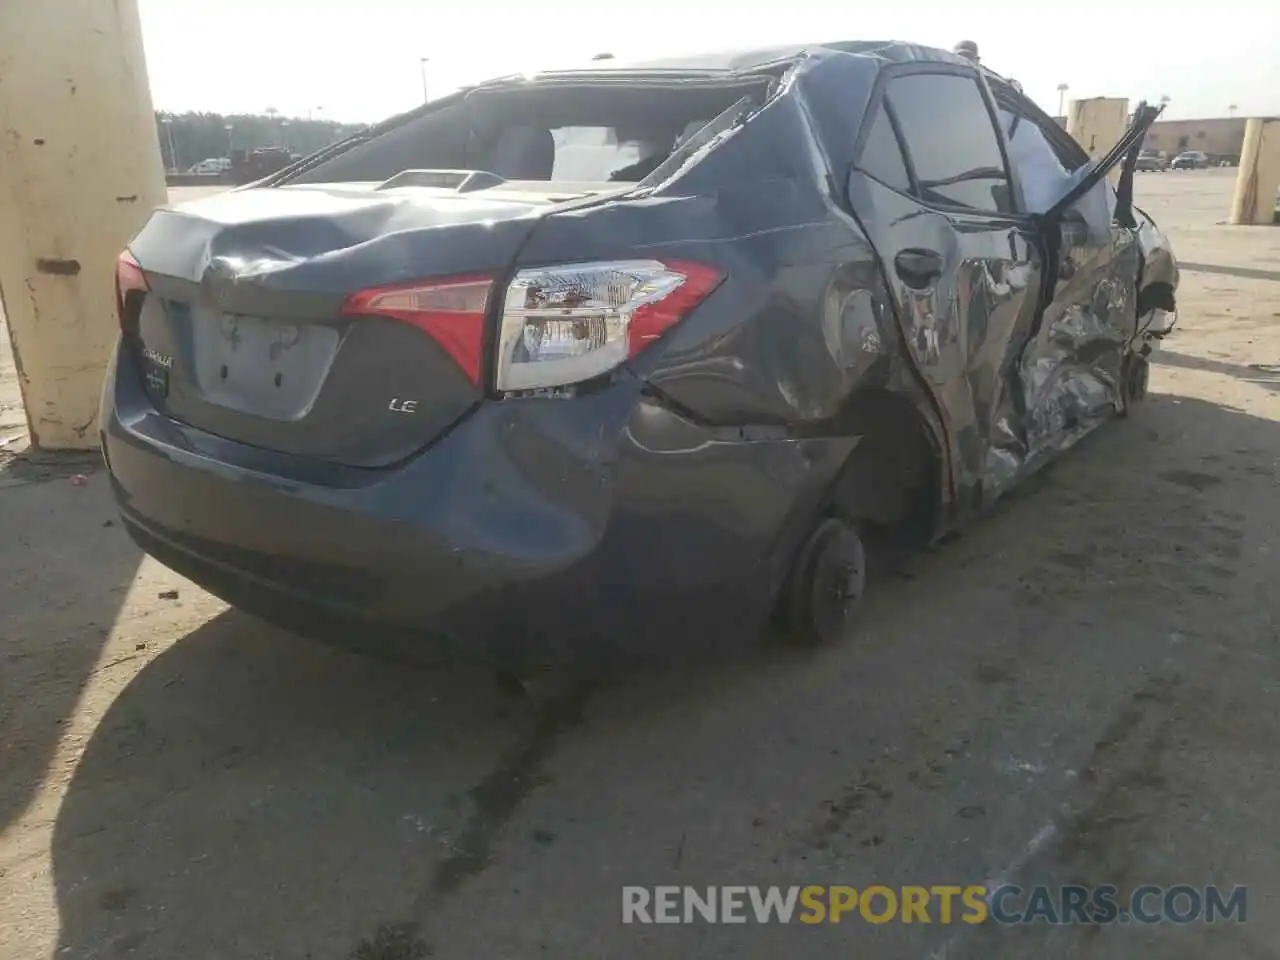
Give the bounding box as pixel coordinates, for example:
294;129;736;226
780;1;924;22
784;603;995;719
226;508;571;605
0;0;167;450
1228;118;1280;226
1067;97;1130;184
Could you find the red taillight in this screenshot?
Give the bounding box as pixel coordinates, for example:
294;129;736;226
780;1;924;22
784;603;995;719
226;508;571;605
627;260;725;358
340;275;493;386
115;250;149;329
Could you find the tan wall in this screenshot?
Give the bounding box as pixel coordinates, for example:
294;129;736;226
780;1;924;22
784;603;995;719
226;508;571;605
1067;98;1129;184
0;0;167;450
1229;118;1280;225
1144;118;1248;157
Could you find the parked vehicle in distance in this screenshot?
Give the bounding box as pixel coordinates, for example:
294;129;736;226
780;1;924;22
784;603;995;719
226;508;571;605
1171;150;1209;170
229;146;294;183
187;157;231;176
102;41;1179;667
1136;149;1168;172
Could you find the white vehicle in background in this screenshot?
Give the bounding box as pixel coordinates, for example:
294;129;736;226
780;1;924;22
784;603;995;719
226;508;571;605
188;157;231;176
1170;150;1209;170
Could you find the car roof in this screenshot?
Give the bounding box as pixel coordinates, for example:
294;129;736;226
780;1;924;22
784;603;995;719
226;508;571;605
536;40;978;78
277;39;1001;187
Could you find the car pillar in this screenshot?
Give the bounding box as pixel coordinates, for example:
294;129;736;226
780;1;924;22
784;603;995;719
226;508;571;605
1066;97;1130;185
0;0;167;450
1228;118;1280;225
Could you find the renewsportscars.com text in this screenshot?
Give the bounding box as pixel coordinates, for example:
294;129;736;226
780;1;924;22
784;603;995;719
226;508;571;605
622;884;1247;925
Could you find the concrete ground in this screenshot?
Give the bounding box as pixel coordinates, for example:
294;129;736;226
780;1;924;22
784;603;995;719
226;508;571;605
1;170;1278;959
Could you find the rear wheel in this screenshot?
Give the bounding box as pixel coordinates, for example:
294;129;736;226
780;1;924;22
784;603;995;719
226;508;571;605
775;391;938;645
785;518;867;646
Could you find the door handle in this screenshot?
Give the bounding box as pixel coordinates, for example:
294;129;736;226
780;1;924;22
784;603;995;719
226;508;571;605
894;248;944;289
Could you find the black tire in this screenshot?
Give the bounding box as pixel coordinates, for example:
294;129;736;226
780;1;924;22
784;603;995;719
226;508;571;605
785;518;867;646
1118;352;1150;417
1133;354;1150;401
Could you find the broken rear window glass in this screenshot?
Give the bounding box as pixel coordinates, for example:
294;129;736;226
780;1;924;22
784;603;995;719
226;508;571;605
288;80;770;186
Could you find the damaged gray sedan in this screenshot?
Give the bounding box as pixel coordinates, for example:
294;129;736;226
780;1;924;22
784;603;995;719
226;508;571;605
101;41;1179;665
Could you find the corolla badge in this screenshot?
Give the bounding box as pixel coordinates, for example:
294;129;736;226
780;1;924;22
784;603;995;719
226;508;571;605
142;346;173;369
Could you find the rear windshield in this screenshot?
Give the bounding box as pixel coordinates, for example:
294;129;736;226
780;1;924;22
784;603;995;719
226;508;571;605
286;79;770;186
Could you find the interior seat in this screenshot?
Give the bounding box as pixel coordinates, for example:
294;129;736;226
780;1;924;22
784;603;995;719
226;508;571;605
483;125;555;180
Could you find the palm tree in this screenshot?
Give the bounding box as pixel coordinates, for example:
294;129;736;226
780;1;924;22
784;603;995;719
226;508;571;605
1056;82;1069;117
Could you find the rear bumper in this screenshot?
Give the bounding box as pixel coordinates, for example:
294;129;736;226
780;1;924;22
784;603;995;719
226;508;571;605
102;345;853;665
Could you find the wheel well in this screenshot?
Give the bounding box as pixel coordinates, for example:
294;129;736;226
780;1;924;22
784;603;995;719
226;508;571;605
1137;280;1176;316
824;389;942;546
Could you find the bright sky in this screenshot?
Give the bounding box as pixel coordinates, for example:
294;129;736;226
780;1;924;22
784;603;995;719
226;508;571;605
138;0;1278;124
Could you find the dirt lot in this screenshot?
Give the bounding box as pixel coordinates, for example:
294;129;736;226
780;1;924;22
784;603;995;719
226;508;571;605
2;170;1279;959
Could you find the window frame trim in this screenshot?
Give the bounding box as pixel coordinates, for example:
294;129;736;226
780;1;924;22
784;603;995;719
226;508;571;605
990;82;1091;173
855;97;916;194
853;62;1020;218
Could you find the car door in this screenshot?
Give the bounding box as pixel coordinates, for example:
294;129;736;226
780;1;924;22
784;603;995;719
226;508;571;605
845;65;1046;511
997;93;1161;463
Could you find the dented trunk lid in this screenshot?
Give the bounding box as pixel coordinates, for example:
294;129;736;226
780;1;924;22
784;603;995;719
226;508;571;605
124;182;587;468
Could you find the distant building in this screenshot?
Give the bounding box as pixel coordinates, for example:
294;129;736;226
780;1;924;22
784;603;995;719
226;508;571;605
1049;113;1246;160
1142;117;1247;159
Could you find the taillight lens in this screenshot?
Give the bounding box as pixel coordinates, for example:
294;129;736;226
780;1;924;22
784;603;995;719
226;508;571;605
115;250;149;329
495;259;723;392
340;275;493;385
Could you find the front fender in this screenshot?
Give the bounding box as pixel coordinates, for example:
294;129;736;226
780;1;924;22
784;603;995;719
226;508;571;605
1135;207;1179;296
1134;207;1179;336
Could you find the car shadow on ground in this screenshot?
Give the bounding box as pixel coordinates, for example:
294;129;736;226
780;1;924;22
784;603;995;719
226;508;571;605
1155;348;1280;394
0;457;142;834
47;391;1280;960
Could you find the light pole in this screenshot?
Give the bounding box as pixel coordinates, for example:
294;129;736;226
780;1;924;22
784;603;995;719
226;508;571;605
280;119;291;152
420;57;430;103
1056;82;1069;117
161;115;178;172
